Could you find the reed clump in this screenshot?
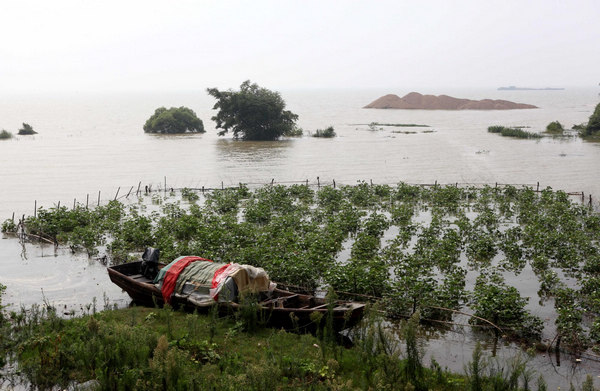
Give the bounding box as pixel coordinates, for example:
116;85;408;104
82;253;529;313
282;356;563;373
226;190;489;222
312;126;336;138
487;125;542;139
0;130;13;140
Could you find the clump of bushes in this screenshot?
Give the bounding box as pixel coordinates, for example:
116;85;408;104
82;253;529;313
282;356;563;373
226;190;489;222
487;126;541;139
18;123;37;135
312;126;336;138
0;130;13;140
143;107;205;134
545;121;564;133
487;125;505;133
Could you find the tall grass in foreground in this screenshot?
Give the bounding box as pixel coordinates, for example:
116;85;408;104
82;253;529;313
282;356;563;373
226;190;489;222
487;126;542;139
1;302;561;391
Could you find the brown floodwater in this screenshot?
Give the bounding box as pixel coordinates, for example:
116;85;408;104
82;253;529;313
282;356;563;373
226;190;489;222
1;88;600;387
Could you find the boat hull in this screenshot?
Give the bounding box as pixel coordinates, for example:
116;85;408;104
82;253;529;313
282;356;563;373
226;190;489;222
107;261;365;332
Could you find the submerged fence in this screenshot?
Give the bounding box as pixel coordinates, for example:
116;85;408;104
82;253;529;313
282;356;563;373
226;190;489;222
9;177;598;224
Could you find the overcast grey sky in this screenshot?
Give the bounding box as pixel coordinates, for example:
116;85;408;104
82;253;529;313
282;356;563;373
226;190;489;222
1;0;598;93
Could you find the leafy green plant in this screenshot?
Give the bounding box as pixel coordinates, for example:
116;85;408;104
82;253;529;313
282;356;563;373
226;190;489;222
470;272;542;340
18;123;37;135
0;129;13;139
312;126;336;138
545;121;564;133
143;107;204;134
1;218;17;233
487;125;542;139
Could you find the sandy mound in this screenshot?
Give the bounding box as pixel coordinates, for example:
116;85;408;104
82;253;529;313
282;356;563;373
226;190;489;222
364;92;537;110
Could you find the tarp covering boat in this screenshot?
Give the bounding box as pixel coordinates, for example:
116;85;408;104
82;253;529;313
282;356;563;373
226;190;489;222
154;256;274;306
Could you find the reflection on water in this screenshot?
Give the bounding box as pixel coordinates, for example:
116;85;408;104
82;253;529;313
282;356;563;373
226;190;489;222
215;139;295;163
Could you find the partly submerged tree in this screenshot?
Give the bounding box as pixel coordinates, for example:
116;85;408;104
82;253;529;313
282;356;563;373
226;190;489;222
584;102;600;137
18;123;37;135
207;80;299;140
143;107;204;134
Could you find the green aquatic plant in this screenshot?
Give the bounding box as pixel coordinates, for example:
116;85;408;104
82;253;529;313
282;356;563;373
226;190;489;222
1;218;17;233
10;182;600;352
18;123;37;135
487;125;542;139
545;121;564;133
470;271;542;340
312;126;336;138
0;129;13;139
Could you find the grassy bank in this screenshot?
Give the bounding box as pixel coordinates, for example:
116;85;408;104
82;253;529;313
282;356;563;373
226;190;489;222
2;302;562;390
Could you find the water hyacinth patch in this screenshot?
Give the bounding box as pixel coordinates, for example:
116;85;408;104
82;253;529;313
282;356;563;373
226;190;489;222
8;182;600;352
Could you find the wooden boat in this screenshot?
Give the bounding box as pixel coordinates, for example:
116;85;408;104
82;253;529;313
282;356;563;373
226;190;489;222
107;261;366;332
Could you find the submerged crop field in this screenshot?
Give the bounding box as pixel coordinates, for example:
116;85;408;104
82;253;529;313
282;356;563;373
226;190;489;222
4;182;600;354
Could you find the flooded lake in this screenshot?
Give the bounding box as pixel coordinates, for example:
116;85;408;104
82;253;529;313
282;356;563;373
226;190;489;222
1;87;599;387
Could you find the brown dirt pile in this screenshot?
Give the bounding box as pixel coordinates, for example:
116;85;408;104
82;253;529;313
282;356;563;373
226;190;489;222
364;92;537;110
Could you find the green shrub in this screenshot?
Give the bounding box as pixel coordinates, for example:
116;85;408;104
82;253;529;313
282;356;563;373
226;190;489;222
545;121;564;133
1;219;17;233
18;123;37;135
487;125;504;133
143;107;204;134
0;129;13;139
313;126;336;138
487;125;542;139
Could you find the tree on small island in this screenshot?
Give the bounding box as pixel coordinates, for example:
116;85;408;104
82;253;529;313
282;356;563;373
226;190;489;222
207;80;299;141
18;123;37;135
583;102;600;137
143;107;204;134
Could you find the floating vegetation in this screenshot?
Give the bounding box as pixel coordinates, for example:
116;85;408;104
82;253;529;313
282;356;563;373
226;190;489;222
5;183;600;354
312;126;336;138
17;123;37;135
0;130;13;140
369;122;430;127
487;126;542;139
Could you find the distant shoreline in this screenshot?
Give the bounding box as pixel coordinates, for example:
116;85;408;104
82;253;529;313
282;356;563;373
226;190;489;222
498;86;565;91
